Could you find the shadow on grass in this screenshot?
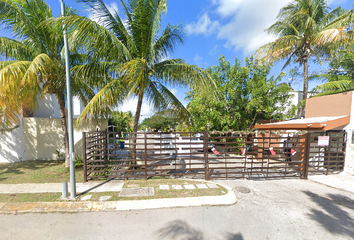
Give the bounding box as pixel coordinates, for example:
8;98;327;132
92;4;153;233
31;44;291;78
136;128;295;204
154;220;244;240
303;190;354;238
0;160;77;183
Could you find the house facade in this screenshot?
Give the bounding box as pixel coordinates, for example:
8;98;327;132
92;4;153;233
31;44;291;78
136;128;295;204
0;94;107;163
254;91;354;176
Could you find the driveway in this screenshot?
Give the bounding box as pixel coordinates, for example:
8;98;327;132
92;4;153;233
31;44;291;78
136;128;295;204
0;179;353;240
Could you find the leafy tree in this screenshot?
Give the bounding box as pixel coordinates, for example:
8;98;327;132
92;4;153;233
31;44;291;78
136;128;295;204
62;0;215;133
140;110;179;131
314;46;354;95
187;55;292;132
109;111;134;132
256;0;347;116
0;0;94;167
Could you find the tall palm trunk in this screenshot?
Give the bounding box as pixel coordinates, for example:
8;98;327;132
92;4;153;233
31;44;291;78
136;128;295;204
300;59;309;117
131;90;144;164
133;90;144;133
57;92;70;168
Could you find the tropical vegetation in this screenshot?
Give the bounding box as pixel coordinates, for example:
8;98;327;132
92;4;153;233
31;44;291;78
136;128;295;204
62;0;215;133
186;55;292;132
0;0;94;167
108;111;134;132
256;0;350;116
140;109;179;131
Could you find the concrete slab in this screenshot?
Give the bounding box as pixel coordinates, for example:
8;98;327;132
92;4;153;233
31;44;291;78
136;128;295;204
207;183;219;189
159;185;169;190
172;185;183;190
184;184;196;189
196;184;208;189
81;195;92;201
99;196;112;201
119;187;154;197
309;174;354;194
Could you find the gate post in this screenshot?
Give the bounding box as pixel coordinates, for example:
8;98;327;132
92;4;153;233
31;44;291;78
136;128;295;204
83;132;87;182
144;131;148;180
302;132;311;179
203;131;210;180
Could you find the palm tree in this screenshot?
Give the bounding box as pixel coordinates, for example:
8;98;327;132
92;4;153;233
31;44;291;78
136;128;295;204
0;0;94;167
62;0;215;133
256;0;346;116
109;111;134;131
314;47;354;95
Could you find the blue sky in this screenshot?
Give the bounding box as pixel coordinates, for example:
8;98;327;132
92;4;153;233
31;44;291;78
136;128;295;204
5;0;354;119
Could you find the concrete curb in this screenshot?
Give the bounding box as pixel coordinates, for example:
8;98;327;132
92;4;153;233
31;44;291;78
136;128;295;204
0;182;236;214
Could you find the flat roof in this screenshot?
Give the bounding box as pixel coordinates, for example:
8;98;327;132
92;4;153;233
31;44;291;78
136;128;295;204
253;115;350;131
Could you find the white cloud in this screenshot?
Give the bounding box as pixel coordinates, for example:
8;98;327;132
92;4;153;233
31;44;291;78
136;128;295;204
194;53;203;64
185;13;220;36
212;0;244;17
215;0;292;54
118;98;154;121
106;2;119;16
169;88;177;95
88;2;119;23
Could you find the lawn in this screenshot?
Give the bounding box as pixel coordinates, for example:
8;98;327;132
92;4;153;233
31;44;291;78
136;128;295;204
0;160;84;184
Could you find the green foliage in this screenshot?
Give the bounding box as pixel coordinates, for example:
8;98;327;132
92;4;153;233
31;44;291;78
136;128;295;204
187;55;292;132
108;111;134;132
314;46;354;94
140;110;179;131
66;0;216;132
75;155;83;168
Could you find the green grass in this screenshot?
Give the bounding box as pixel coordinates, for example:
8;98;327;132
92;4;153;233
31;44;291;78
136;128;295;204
0;193;61;203
0;179;228;203
0;160;84;184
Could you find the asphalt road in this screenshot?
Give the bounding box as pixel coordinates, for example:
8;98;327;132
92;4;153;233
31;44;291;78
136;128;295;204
1;179;353;240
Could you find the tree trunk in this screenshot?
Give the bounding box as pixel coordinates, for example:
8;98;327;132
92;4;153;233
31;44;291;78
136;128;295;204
133;90;144;133
300;59;308;117
57;92;70;168
131;90;144;165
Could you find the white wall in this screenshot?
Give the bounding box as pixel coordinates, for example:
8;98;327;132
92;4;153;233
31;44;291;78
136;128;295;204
23;118;108;160
0;119;26;163
33;94;83;119
343;90;354;176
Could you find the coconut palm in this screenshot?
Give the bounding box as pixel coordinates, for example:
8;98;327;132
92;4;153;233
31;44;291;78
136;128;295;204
109;111;134;132
62;0;215;133
0;0;94;167
314;47;354;95
256;0;347;116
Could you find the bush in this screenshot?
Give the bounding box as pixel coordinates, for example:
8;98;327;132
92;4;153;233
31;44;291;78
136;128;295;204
75;155;83;168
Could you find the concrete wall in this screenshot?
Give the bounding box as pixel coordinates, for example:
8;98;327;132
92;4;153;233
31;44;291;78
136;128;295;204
23;118;108;160
0;119;26;163
305;91;353;118
33;94;60;118
33;94;84;119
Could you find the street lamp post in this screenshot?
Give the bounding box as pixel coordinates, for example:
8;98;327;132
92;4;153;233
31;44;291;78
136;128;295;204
60;0;76;198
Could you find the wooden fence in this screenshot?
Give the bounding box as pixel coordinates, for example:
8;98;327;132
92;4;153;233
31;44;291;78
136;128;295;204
82;130;346;182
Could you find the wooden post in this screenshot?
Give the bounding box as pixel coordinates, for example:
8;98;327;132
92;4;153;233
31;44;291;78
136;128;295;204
83;132;87;182
204;131;210;180
298;133;309;175
302;132;311;179
144;132;148;180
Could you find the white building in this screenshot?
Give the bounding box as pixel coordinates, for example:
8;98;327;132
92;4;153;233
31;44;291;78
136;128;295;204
0;94;107;163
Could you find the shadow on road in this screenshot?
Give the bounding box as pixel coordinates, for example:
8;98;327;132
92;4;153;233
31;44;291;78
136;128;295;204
303;190;354;238
154;219;244;240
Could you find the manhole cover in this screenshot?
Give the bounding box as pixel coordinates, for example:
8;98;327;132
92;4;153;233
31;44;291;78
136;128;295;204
234;186;251;194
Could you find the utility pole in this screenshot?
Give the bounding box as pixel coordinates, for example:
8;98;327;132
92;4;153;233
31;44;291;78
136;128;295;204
60;0;76;198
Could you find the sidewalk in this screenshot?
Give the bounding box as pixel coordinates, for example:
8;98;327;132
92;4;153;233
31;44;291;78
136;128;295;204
308;174;354;194
0;180;237;213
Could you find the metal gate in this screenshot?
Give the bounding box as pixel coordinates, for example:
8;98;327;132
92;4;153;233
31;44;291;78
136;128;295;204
82;130;346;182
